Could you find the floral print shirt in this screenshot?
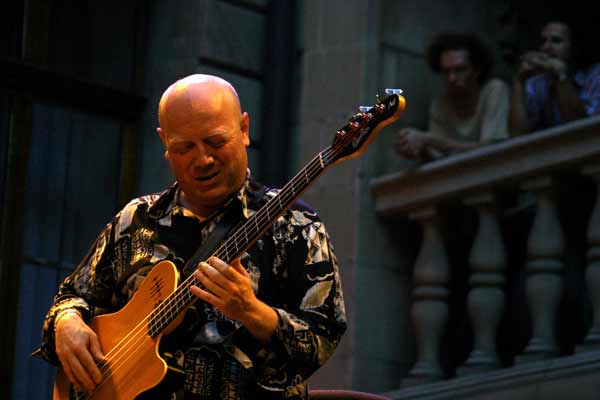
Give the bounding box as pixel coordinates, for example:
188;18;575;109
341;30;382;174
525;63;600;130
35;178;346;399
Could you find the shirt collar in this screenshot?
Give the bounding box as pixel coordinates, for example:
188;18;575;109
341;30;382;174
147;170;264;223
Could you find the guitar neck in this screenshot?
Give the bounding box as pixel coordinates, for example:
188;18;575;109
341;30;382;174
148;147;332;335
213;148;330;265
147;90;405;336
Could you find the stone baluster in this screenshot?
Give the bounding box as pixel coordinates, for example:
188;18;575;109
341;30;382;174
458;192;506;375
581;164;600;350
517;176;564;363
405;206;449;384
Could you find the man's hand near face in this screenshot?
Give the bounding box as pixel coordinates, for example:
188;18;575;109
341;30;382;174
518;51;567;81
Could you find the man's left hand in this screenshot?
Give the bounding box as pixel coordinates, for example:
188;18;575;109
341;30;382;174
191;256;278;342
191;257;256;322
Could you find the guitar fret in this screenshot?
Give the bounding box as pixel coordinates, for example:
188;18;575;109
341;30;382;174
223;246;230;263
254;217;260;235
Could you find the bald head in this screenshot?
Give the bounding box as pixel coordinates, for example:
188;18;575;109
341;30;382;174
155;74;251;217
158;74;242;133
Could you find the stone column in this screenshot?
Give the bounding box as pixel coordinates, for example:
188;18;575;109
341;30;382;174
458;192;506;375
517;176;564;362
405;206;449;384
581;164;600;350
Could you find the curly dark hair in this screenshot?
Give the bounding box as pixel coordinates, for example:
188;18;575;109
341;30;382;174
426;32;495;84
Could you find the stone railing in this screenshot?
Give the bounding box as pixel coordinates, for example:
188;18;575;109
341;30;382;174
370;115;600;397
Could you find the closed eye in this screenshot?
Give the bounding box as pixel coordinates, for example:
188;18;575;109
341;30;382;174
170;143;194;154
206;139;227;148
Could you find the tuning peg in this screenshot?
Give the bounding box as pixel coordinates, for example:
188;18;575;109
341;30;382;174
385;88;403;95
359;106;371;113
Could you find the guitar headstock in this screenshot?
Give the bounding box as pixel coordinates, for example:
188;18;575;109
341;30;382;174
326;89;406;167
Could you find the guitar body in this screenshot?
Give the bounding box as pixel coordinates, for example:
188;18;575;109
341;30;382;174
54;260;181;400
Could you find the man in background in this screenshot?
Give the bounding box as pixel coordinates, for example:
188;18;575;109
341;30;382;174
395;32;510;161
510;21;600;134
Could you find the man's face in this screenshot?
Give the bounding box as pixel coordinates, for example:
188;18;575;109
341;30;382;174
158;88;250;218
540;22;571;63
439;49;479;97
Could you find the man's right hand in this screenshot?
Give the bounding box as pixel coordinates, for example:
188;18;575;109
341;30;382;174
394;128;429;160
55;311;105;393
517;51;566;82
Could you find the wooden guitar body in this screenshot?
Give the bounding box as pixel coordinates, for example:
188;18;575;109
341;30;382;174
54;260;180;400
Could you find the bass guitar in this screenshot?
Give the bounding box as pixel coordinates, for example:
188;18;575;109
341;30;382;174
54;89;406;399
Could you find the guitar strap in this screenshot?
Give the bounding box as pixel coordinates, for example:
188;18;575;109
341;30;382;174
181;211;239;278
182;179;267;278
147;182;268;399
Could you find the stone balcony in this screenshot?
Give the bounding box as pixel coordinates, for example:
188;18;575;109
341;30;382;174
369;115;600;400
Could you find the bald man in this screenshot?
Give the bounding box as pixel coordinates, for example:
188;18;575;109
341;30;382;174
36;74;346;399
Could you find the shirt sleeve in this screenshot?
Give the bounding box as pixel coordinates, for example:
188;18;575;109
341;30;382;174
236;213;347;393
33;222;115;365
583;63;600;116
524;74;551;131
429;97;450;137
479;79;510;143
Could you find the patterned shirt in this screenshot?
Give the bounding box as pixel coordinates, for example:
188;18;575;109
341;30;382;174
35;178;346;399
525;63;600;130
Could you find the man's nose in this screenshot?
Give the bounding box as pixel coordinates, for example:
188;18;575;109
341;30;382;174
192;147;214;168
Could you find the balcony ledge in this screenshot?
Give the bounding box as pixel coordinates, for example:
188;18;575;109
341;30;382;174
370;115;600;216
383;350;600;400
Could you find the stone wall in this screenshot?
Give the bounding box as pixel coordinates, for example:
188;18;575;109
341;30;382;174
295;0;516;392
138;0;270;195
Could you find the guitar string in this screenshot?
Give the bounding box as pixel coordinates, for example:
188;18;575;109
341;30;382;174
88;106;387;394
87;105;387;395
87;107;386;395
89;148;334;394
102;148;325;355
89;153;330;394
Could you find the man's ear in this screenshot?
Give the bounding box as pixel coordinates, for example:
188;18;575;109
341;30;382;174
157;127;170;160
240;112;250;147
